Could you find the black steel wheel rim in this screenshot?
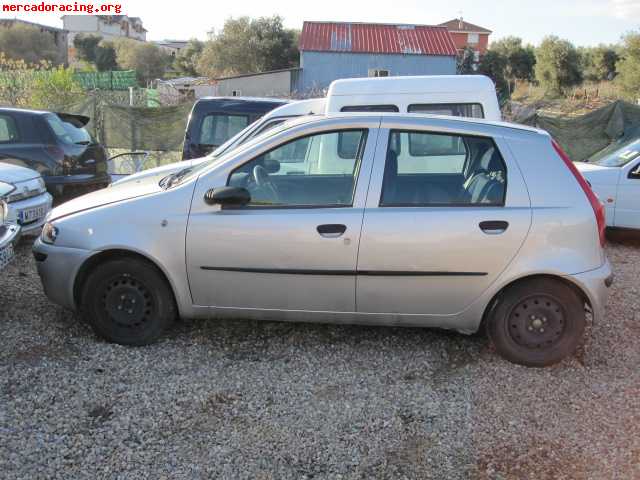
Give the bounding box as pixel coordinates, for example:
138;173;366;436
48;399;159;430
507;294;567;350
101;274;153;328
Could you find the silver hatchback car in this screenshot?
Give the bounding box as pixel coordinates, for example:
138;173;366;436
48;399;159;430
33;114;612;367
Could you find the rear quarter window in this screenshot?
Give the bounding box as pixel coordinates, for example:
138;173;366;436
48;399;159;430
0;115;19;143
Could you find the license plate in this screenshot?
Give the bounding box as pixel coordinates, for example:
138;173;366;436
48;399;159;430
18;204;48;224
0;241;14;270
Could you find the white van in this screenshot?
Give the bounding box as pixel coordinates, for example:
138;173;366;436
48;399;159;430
114;75;501;186
326;75;501;120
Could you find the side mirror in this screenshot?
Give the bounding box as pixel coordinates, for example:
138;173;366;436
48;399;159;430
204;186;251;206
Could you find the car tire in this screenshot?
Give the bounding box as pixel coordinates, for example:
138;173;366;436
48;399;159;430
487;278;586;367
80;257;176;346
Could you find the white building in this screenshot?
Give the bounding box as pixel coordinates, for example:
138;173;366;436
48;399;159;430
63;15;147;60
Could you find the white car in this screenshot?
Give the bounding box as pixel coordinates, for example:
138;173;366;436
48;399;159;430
576;137;640;229
0;181;20;270
0;163;52;236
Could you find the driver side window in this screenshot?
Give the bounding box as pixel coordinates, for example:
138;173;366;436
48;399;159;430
228;130;367;207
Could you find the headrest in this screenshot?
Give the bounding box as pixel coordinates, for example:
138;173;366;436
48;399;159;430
480;147;502;172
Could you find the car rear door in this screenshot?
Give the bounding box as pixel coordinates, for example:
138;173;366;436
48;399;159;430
356;119;532;317
186;119;380;312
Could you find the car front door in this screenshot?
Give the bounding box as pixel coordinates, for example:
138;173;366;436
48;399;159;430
614;160;640;229
186;122;379;312
356;123;532;317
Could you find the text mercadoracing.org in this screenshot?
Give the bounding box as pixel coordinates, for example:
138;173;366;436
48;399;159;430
2;1;122;14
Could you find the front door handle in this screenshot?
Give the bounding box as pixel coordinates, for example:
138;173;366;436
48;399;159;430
317;224;347;238
479;220;509;234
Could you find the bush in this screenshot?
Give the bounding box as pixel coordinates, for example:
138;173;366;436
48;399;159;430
616;32;640;98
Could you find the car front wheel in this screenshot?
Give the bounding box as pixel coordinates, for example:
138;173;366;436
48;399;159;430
487;278;586;367
80;257;176;346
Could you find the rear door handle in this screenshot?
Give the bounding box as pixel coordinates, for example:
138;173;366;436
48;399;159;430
317;224;347;238
479;220;509;234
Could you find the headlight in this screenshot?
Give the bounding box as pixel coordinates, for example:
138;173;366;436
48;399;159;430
37;177;46;191
41;222;59;244
0;180;15;199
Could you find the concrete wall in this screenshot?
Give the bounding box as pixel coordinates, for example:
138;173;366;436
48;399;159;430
298;52;456;93
215;70;298;98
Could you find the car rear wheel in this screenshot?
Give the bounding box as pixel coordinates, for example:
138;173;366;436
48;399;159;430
80;257;176;346
487;278;586;367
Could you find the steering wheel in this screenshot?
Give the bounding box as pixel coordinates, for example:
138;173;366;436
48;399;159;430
252;165;280;203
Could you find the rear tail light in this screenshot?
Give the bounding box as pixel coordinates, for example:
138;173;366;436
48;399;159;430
552;139;606;247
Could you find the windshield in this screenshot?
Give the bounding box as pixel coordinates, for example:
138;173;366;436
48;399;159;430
589;138;640;167
46;114;93;145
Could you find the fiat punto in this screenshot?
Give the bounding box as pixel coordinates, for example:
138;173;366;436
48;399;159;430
33;114;612;367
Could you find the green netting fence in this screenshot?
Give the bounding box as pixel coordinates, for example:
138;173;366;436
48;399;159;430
507;100;640;162
73;70;138;91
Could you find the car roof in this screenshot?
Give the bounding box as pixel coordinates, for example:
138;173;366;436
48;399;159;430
328;75;496;96
196;96;290;104
0;106;52;116
314;111;548;136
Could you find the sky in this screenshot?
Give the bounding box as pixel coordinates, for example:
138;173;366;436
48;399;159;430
3;0;639;46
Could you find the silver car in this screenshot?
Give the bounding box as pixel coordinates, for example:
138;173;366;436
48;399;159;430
33;114;612;367
1;181;21;271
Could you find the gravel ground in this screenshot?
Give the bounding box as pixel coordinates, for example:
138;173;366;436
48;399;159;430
0;234;639;479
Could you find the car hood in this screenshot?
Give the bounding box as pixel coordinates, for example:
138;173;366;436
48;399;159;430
49;171;164;221
0;162;41;183
112;157;208;187
575;162;620;184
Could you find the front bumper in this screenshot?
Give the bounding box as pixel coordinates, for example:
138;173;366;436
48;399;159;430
32;238;92;310
0;223;21;271
566;258;614;324
5;192;53;235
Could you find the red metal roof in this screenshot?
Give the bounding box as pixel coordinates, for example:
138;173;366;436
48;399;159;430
299;22;458;57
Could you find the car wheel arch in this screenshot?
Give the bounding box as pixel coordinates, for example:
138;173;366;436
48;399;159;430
480;273;592;332
73;249;178;311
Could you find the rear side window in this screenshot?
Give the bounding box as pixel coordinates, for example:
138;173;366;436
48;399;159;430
200;114;249;146
0;115;18;143
408;103;485;119
46;114;92;145
381;130;506;206
340;105;399;113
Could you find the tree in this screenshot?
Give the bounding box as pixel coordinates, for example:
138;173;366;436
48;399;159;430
535;36;582;94
95;42;118;72
73;34;118;71
616;31;640;97
490;36;536;85
478;50;508;96
0;24;60;64
173;39;204;76
456;47;476;74
114;39;170;84
73;34;102;63
197;16;299;77
581;45;619;81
